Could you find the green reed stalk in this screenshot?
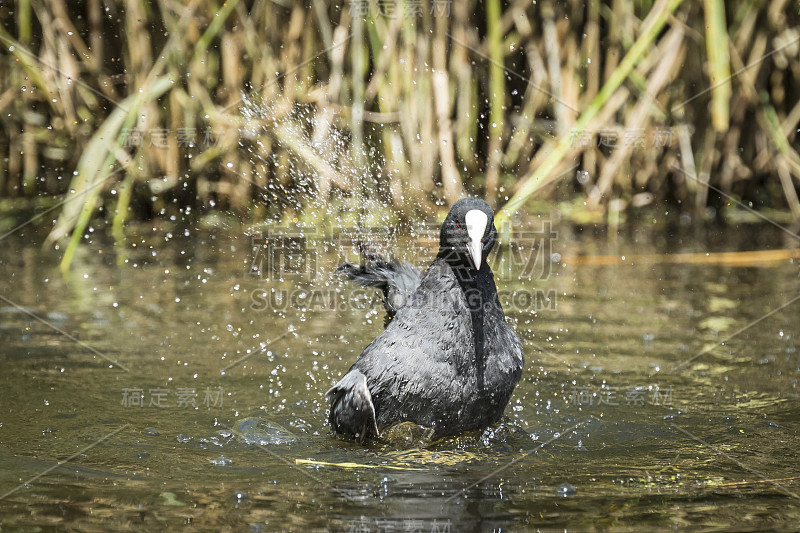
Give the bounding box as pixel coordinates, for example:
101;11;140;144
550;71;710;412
485;0;505;206
704;0;731;132
55;77;173;272
17;0;31;43
195;0;240;58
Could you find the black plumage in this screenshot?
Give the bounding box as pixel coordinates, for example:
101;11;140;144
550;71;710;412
327;198;524;442
336;247;422;321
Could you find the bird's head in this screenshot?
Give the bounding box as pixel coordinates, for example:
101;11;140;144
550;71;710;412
438;198;497;270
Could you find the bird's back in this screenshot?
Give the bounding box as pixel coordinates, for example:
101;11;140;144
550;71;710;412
351;259;523;436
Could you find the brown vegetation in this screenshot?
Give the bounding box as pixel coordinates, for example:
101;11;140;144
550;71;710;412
0;1;799;268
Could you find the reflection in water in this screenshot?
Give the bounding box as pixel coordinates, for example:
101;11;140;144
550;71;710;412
0;221;798;529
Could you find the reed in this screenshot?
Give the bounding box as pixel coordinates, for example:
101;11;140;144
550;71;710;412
0;0;798;269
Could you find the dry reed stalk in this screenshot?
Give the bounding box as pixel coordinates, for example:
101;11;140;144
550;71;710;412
451;0;478;175
432;7;463;205
503;43;548;169
499;0;685;222
593;24;686;199
0;0;798;264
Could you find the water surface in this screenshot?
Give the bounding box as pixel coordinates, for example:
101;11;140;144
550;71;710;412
0;218;798;530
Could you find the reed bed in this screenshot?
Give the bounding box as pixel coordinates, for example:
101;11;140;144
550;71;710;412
0;0;799;268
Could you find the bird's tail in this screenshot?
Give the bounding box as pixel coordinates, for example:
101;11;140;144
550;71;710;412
337;247;422;319
325;370;379;443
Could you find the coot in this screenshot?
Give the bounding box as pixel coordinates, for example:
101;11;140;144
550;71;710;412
327;198;524;442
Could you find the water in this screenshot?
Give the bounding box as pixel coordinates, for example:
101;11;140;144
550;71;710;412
0;218;798;530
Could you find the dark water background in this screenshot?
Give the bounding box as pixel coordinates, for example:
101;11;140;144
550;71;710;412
0;218;798;531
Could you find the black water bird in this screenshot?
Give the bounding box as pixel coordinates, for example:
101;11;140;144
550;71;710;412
326;198;524;442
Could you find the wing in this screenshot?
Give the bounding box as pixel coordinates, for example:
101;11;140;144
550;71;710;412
338;250;423;320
